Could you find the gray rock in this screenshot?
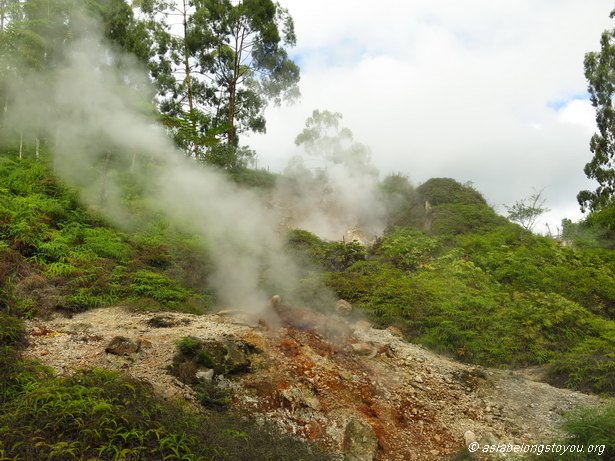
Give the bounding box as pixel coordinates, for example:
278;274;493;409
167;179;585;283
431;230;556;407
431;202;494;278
342;418;378;461
105;336;139;356
196;369;215;382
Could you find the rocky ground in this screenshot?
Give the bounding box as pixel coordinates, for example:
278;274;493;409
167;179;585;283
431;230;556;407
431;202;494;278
23;305;606;461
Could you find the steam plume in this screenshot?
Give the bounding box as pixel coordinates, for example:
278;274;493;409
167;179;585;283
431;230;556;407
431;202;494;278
4;13;298;311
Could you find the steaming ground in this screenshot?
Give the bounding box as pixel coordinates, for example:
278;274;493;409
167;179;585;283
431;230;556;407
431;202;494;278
3;11;390;312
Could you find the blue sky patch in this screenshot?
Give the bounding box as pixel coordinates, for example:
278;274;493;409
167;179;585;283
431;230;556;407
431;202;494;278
547;92;590;110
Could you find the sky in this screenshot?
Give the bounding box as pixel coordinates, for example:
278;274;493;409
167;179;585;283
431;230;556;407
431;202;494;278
246;0;614;234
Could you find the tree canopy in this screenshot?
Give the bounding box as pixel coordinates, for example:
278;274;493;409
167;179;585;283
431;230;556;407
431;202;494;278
578;8;615;213
0;0;300;170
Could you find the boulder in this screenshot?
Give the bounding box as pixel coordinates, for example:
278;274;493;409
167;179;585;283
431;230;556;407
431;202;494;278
350;342;375;357
335;299;353;316
342;418;378;461
196;369;215;382
105;336;139;356
171;338;251;385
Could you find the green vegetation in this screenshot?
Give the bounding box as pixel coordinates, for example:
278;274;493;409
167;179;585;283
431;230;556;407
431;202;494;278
0;367;331;461
2;154;614;458
281;177;615;398
526;402;615;460
0;156;213;316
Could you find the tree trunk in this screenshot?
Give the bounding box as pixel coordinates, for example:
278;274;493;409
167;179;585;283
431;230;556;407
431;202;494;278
19;130;23;160
181;0;197;157
100;151;111;206
0;0;6;32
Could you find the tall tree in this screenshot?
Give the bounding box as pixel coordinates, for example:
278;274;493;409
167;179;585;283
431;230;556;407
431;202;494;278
185;0;300;169
578;8;615;212
295;109;376;176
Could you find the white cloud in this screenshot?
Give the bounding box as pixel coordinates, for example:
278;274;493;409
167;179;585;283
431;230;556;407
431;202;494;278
247;0;613;231
558;99;596;132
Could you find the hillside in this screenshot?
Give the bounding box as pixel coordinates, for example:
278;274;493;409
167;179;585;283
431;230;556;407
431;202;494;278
1;156;615;460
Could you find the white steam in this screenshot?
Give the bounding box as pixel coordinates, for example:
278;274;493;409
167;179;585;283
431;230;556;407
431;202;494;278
5;14;299;311
275;126;387;243
4;10;395;312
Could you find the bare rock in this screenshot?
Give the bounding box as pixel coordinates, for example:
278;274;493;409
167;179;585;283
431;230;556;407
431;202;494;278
386;325;403;338
196;369;215;382
335;299;353;316
280;386;322;411
343;418;378;461
353;320;372;333
325;316;353;343
464;430;477;446
105;336;139;356
351;342;376;357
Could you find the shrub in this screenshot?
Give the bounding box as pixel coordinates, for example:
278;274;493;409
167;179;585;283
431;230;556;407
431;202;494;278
0;313;24;347
195;380;231;409
287;229;367;272
417;178;487;206
0;366;334;460
428;204;509;236
175;336;203;356
374;227;439;271
548;320;615;395
129;270;191;306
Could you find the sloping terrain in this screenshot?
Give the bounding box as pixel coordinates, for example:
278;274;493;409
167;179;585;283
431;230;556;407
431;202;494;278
23;305;605;461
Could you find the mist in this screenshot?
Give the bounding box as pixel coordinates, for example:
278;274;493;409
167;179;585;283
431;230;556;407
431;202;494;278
3;4;402;315
4;13;304;312
273;117;388;243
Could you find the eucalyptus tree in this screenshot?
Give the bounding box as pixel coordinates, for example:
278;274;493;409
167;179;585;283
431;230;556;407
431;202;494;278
578;8;615;213
154;0;300;169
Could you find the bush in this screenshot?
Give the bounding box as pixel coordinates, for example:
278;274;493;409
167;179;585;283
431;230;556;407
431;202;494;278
129;270;192;306
416;178;487;206
374;227;439;271
0;313;24;347
287;229;367;272
548;320;615;395
175;336;202;356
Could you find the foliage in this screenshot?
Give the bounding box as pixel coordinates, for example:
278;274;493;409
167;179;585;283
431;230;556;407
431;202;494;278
373;227;439;271
129;269;192;307
153;0;300;167
195;380;231;410
230;166;278;189
377;173;422;229
0;367;333;461
428;203;510;236
416;178;487;206
0;312;24;346
324;209;615;386
548;319;615;395
578;8;615;212
175;335;203;357
0;157;211;315
286;229;367;272
294;109;377;175
504;189;550;232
